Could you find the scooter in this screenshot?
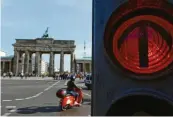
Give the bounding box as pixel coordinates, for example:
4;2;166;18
57;88;83;111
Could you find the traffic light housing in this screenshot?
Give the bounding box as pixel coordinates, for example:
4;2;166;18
92;0;173;116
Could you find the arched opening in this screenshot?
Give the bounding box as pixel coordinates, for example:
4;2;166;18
106;95;173;116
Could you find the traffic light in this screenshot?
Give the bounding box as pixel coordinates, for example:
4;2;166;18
92;0;173;116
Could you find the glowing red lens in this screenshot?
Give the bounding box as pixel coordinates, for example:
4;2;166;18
113;15;173;74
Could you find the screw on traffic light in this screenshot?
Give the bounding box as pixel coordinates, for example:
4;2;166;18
92;0;173;116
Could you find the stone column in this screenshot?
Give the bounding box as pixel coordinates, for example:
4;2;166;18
89;63;92;73
49;52;54;76
35;52;41;76
2;61;5;73
13;50;19;76
29;53;32;74
82;63;86;73
24;51;30;74
34;54;36;76
39;53;42;76
53;53;55;73
74;62;77;73
70;52;74;73
40;53;42;75
60;51;64;73
79;63;82;72
77;63;80;73
9;61;12;72
18;53;23;74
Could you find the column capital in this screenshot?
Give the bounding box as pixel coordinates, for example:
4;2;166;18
50;51;54;55
71;51;74;54
29;52;32;57
14;48;18;51
25;50;29;54
14;49;19;54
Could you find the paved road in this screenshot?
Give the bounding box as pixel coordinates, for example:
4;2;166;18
1;78;91;116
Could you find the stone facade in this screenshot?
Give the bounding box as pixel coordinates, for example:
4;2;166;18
75;57;92;73
1;56;13;74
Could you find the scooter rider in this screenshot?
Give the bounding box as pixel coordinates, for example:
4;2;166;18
66;75;81;106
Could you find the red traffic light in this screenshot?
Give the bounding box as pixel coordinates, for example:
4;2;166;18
104;0;173;77
93;0;173;116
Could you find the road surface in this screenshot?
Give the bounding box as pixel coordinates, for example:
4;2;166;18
1;77;91;116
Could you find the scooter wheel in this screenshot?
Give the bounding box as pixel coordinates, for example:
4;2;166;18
61;105;70;111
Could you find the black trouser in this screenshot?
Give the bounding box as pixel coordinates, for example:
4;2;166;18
67;90;79;100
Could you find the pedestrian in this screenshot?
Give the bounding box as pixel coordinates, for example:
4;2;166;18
53;73;55;80
58;73;60;80
3;72;6;78
63;73;65;80
42;74;44;79
25;72;28;79
21;72;24;79
29;73;31;77
65;73;67;80
9;72;13;79
55;73;58;80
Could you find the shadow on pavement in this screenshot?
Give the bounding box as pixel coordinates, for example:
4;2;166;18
16;106;62;114
16;100;91;115
83;98;91;105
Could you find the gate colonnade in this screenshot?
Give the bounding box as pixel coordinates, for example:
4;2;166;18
12;38;76;76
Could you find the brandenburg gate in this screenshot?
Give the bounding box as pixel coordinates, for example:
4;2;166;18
12;38;76;76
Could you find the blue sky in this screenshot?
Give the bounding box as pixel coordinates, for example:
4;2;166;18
1;0;92;71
